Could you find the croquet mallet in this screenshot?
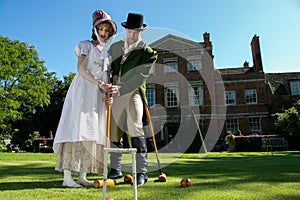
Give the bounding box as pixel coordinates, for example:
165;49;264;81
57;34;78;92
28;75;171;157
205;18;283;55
105;70;112;148
144;103;167;182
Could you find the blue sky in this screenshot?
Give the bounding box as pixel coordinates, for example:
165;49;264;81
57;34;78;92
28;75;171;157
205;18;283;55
1;0;300;79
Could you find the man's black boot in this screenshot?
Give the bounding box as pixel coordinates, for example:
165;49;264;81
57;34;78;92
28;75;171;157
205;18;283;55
136;173;148;186
108;141;123;179
131;136;148;186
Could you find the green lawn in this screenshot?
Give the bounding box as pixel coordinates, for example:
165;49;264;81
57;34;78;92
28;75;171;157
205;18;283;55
0;151;300;200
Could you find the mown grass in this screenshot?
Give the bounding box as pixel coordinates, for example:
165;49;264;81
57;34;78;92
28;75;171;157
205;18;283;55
0;151;300;200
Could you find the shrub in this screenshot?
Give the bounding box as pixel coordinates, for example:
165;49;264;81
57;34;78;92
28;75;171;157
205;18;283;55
225;134;235;152
234;135;263;152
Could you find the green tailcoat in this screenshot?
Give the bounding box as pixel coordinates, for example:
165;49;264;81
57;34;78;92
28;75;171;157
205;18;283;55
109;40;158;105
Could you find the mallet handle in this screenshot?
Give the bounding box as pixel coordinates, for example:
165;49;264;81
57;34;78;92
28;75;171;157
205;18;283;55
144;103;163;173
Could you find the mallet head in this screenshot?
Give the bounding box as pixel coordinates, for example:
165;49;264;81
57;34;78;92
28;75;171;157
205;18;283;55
154;173;167;182
124;174;133;184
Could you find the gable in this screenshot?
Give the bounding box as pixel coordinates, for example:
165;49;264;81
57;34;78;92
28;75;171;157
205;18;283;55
150;34;202;51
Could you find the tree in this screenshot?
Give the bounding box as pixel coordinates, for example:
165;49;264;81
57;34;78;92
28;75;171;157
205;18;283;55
273;100;300;136
18;72;75;138
0;36;51;140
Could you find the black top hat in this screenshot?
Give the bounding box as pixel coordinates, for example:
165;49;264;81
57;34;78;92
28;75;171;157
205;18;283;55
121;13;147;29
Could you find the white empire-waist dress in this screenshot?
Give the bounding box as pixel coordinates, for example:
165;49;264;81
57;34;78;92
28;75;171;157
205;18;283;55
53;40;109;174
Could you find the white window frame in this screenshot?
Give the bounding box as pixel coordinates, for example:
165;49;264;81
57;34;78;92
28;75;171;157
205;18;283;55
187;56;202;71
226;119;239;135
225;90;236;105
164;82;179;108
164;57;178;73
290;80;300;95
189;82;203;106
245;89;257;104
146;85;155;108
249;117;261;134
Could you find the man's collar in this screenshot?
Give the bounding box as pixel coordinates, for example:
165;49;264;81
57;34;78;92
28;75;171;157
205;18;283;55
123;39;145;54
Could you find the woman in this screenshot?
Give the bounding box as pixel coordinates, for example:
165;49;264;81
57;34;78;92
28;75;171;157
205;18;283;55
53;10;118;188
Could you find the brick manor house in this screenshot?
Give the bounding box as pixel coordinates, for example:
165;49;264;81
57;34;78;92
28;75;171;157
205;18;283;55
145;32;300;152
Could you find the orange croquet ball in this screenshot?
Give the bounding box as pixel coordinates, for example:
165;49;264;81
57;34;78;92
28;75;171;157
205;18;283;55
106;197;114;200
124;174;133;183
180;178;192;187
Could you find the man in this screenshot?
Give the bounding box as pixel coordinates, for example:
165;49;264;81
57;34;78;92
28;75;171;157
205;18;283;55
108;13;157;186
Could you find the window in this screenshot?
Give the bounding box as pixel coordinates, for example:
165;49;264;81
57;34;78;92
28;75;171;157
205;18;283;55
164;58;178;73
188;60;202;71
225;90;236;105
226;119;239;135
189;82;203;106
146;86;155;108
165;83;179;108
187;56;202;71
290;80;300;95
249;117;261;134
245;89;257;104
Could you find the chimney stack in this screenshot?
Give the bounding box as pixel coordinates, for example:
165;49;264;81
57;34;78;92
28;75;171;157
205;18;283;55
203;32;210;45
201;32;213;58
243;61;249;68
251;35;263;72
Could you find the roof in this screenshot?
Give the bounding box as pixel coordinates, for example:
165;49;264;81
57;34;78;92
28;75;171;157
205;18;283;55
218;67;252;75
149;34;202;51
265;72;300;94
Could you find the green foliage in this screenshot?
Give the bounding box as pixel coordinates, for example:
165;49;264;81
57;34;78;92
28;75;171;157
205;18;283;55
273;100;300;136
0;36;51;137
237;129;243;136
0;135;9;152
0;36;76;150
225;133;235;152
9;72;75;149
25;131;40;150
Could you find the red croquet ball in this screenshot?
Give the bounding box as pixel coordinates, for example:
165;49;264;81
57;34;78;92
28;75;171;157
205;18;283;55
180;178;192;187
124;174;133;183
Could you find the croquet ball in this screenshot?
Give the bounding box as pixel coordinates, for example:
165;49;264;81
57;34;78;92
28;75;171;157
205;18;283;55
180;178;192;187
124;174;133;183
93;179;116;188
106;197;114;200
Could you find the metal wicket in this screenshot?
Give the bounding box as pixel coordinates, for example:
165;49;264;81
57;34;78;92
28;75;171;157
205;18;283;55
102;147;137;200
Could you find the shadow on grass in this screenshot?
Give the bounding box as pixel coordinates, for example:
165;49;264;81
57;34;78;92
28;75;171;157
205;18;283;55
0;180;63;190
148;151;300;184
0;165;56;178
0;163;62;190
